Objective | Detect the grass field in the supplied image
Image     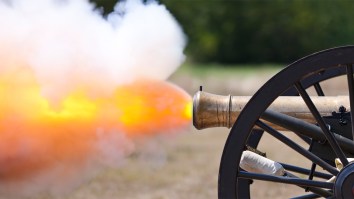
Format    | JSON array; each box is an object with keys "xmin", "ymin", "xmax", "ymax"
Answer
[
  {"xmin": 8, "ymin": 63, "xmax": 347, "ymax": 199},
  {"xmin": 169, "ymin": 63, "xmax": 282, "ymax": 95}
]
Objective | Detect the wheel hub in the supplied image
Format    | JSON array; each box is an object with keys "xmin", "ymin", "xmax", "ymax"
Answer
[{"xmin": 335, "ymin": 163, "xmax": 354, "ymax": 198}]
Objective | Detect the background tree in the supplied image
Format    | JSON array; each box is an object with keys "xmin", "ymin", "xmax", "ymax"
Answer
[{"xmin": 92, "ymin": 0, "xmax": 354, "ymax": 64}]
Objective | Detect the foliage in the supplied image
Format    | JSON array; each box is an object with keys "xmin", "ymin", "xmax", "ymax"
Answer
[{"xmin": 92, "ymin": 0, "xmax": 354, "ymax": 64}]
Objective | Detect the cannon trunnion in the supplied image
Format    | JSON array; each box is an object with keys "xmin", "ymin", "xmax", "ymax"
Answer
[{"xmin": 193, "ymin": 46, "xmax": 354, "ymax": 198}]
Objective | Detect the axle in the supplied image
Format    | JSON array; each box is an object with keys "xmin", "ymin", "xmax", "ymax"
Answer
[{"xmin": 193, "ymin": 91, "xmax": 350, "ymax": 130}]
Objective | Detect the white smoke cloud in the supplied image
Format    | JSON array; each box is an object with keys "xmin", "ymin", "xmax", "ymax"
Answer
[{"xmin": 0, "ymin": 0, "xmax": 186, "ymax": 102}]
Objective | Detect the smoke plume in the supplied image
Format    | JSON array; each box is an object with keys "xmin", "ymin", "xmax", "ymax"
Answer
[
  {"xmin": 0, "ymin": 0, "xmax": 189, "ymax": 197},
  {"xmin": 0, "ymin": 0, "xmax": 186, "ymax": 101}
]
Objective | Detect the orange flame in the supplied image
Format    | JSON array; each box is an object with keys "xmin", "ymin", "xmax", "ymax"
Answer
[
  {"xmin": 0, "ymin": 71, "xmax": 191, "ymax": 182},
  {"xmin": 114, "ymin": 80, "xmax": 192, "ymax": 135}
]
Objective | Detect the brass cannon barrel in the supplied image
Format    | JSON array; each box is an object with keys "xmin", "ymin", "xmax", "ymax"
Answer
[{"xmin": 193, "ymin": 91, "xmax": 350, "ymax": 130}]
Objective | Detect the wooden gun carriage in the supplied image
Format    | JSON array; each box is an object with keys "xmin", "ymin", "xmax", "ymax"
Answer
[{"xmin": 193, "ymin": 46, "xmax": 354, "ymax": 198}]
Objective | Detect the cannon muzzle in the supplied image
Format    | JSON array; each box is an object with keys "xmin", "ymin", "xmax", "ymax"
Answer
[{"xmin": 193, "ymin": 91, "xmax": 350, "ymax": 130}]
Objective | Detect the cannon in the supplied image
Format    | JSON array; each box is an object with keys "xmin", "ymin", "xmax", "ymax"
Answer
[{"xmin": 193, "ymin": 46, "xmax": 354, "ymax": 198}]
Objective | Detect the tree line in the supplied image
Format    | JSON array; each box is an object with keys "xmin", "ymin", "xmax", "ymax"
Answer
[{"xmin": 93, "ymin": 0, "xmax": 354, "ymax": 64}]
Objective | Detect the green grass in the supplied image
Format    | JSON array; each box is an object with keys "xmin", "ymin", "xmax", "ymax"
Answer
[{"xmin": 174, "ymin": 63, "xmax": 284, "ymax": 77}]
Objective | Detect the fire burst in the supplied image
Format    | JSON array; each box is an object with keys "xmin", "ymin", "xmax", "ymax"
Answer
[
  {"xmin": 0, "ymin": 0, "xmax": 189, "ymax": 195},
  {"xmin": 0, "ymin": 72, "xmax": 191, "ymax": 181}
]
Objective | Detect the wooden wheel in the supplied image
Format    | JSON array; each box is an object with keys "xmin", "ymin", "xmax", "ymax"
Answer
[{"xmin": 219, "ymin": 46, "xmax": 354, "ymax": 198}]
